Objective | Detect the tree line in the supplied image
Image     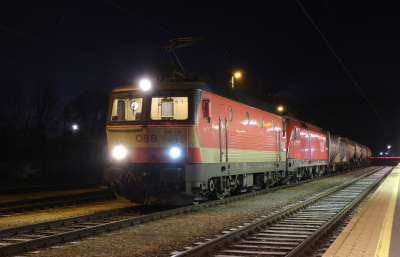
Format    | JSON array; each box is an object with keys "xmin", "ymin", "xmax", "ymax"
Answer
[{"xmin": 0, "ymin": 77, "xmax": 109, "ymax": 163}]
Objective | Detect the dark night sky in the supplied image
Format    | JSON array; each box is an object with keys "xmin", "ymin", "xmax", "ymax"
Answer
[{"xmin": 1, "ymin": 0, "xmax": 399, "ymax": 154}]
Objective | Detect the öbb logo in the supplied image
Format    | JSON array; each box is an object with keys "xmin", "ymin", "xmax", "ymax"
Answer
[{"xmin": 136, "ymin": 134, "xmax": 157, "ymax": 142}]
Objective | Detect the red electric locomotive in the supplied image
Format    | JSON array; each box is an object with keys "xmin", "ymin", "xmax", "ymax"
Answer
[
  {"xmin": 103, "ymin": 77, "xmax": 288, "ymax": 205},
  {"xmin": 103, "ymin": 38, "xmax": 370, "ymax": 205},
  {"xmin": 285, "ymin": 117, "xmax": 328, "ymax": 180}
]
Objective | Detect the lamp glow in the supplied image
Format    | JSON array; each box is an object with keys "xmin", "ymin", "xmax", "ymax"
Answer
[
  {"xmin": 169, "ymin": 147, "xmax": 181, "ymax": 158},
  {"xmin": 388, "ymin": 145, "xmax": 391, "ymax": 149},
  {"xmin": 380, "ymin": 152, "xmax": 383, "ymax": 155},
  {"xmin": 234, "ymin": 72, "xmax": 241, "ymax": 78},
  {"xmin": 277, "ymin": 106, "xmax": 284, "ymax": 112},
  {"xmin": 112, "ymin": 145, "xmax": 127, "ymax": 160},
  {"xmin": 72, "ymin": 124, "xmax": 78, "ymax": 130},
  {"xmin": 139, "ymin": 79, "xmax": 151, "ymax": 91}
]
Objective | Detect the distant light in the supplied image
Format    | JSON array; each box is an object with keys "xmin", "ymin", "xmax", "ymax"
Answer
[
  {"xmin": 372, "ymin": 156, "xmax": 400, "ymax": 159},
  {"xmin": 72, "ymin": 124, "xmax": 78, "ymax": 130},
  {"xmin": 385, "ymin": 152, "xmax": 389, "ymax": 155},
  {"xmin": 380, "ymin": 152, "xmax": 383, "ymax": 155},
  {"xmin": 388, "ymin": 145, "xmax": 391, "ymax": 149},
  {"xmin": 234, "ymin": 72, "xmax": 241, "ymax": 78},
  {"xmin": 139, "ymin": 79, "xmax": 151, "ymax": 91},
  {"xmin": 277, "ymin": 106, "xmax": 284, "ymax": 112}
]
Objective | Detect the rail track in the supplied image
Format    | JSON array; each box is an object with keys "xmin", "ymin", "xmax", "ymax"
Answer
[
  {"xmin": 0, "ymin": 166, "xmax": 380, "ymax": 256},
  {"xmin": 171, "ymin": 166, "xmax": 392, "ymax": 257},
  {"xmin": 0, "ymin": 182, "xmax": 108, "ymax": 195},
  {"xmin": 0, "ymin": 189, "xmax": 115, "ymax": 216}
]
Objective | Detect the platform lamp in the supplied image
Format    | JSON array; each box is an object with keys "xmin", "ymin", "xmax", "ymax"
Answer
[{"xmin": 231, "ymin": 72, "xmax": 241, "ymax": 89}]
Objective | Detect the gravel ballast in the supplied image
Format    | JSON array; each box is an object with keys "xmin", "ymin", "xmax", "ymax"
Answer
[
  {"xmin": 0, "ymin": 187, "xmax": 110, "ymax": 203},
  {"xmin": 17, "ymin": 167, "xmax": 379, "ymax": 257},
  {"xmin": 0, "ymin": 201, "xmax": 134, "ymax": 229}
]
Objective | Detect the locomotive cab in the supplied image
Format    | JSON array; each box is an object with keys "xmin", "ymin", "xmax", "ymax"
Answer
[{"xmin": 104, "ymin": 80, "xmax": 203, "ymax": 205}]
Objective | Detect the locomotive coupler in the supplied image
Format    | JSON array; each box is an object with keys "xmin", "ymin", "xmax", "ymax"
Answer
[{"xmin": 103, "ymin": 167, "xmax": 126, "ymax": 182}]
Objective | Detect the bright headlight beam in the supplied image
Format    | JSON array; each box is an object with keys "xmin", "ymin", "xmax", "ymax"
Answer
[
  {"xmin": 112, "ymin": 145, "xmax": 127, "ymax": 159},
  {"xmin": 139, "ymin": 79, "xmax": 151, "ymax": 91},
  {"xmin": 169, "ymin": 147, "xmax": 181, "ymax": 158}
]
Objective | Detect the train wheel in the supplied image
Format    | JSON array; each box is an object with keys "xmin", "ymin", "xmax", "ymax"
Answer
[{"xmin": 216, "ymin": 192, "xmax": 224, "ymax": 200}]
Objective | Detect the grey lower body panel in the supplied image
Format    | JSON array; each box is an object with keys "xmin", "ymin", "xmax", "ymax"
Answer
[
  {"xmin": 184, "ymin": 161, "xmax": 286, "ymax": 182},
  {"xmin": 105, "ymin": 161, "xmax": 288, "ymax": 205},
  {"xmin": 286, "ymin": 158, "xmax": 328, "ymax": 172}
]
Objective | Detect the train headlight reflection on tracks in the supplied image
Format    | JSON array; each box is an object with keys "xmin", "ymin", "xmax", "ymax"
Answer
[
  {"xmin": 139, "ymin": 79, "xmax": 151, "ymax": 91},
  {"xmin": 169, "ymin": 147, "xmax": 181, "ymax": 159},
  {"xmin": 112, "ymin": 145, "xmax": 127, "ymax": 160}
]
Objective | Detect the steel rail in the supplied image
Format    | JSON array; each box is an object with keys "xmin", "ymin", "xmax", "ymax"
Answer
[
  {"xmin": 0, "ymin": 190, "xmax": 114, "ymax": 215},
  {"xmin": 286, "ymin": 167, "xmax": 393, "ymax": 257},
  {"xmin": 0, "ymin": 166, "xmax": 377, "ymax": 256},
  {"xmin": 171, "ymin": 166, "xmax": 388, "ymax": 257},
  {"xmin": 0, "ymin": 182, "xmax": 108, "ymax": 195}
]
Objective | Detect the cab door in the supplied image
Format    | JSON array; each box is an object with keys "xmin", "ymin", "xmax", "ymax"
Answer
[
  {"xmin": 308, "ymin": 131, "xmax": 312, "ymax": 162},
  {"xmin": 276, "ymin": 130, "xmax": 281, "ymax": 161},
  {"xmin": 219, "ymin": 104, "xmax": 227, "ymax": 162}
]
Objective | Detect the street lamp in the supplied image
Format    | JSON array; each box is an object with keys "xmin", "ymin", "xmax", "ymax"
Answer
[
  {"xmin": 277, "ymin": 106, "xmax": 284, "ymax": 112},
  {"xmin": 231, "ymin": 72, "xmax": 241, "ymax": 89},
  {"xmin": 388, "ymin": 145, "xmax": 391, "ymax": 149},
  {"xmin": 72, "ymin": 124, "xmax": 78, "ymax": 131}
]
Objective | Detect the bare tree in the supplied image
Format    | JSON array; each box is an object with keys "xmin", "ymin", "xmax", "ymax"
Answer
[
  {"xmin": 0, "ymin": 77, "xmax": 29, "ymax": 138},
  {"xmin": 63, "ymin": 88, "xmax": 108, "ymax": 140},
  {"xmin": 29, "ymin": 79, "xmax": 62, "ymax": 139}
]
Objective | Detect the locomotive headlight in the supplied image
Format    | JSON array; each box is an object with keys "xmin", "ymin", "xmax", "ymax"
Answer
[
  {"xmin": 169, "ymin": 147, "xmax": 181, "ymax": 159},
  {"xmin": 169, "ymin": 141, "xmax": 181, "ymax": 158},
  {"xmin": 112, "ymin": 145, "xmax": 127, "ymax": 160},
  {"xmin": 139, "ymin": 79, "xmax": 151, "ymax": 91}
]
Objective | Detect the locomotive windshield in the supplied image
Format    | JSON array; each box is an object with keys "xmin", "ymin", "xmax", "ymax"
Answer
[
  {"xmin": 111, "ymin": 97, "xmax": 143, "ymax": 121},
  {"xmin": 150, "ymin": 97, "xmax": 188, "ymax": 120}
]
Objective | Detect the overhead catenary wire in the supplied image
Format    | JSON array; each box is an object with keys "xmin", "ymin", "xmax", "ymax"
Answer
[
  {"xmin": 283, "ymin": 92, "xmax": 356, "ymax": 133},
  {"xmin": 324, "ymin": 0, "xmax": 380, "ymax": 112},
  {"xmin": 0, "ymin": 26, "xmax": 129, "ymax": 79},
  {"xmin": 297, "ymin": 0, "xmax": 387, "ymax": 135},
  {"xmin": 105, "ymin": 0, "xmax": 179, "ymax": 38},
  {"xmin": 198, "ymin": 48, "xmax": 276, "ymax": 87},
  {"xmin": 0, "ymin": 25, "xmax": 131, "ymax": 70},
  {"xmin": 105, "ymin": 0, "xmax": 276, "ymax": 88},
  {"xmin": 174, "ymin": 0, "xmax": 281, "ymax": 83},
  {"xmin": 1, "ymin": 0, "xmax": 374, "ymax": 138},
  {"xmin": 104, "ymin": 0, "xmax": 361, "ymax": 133}
]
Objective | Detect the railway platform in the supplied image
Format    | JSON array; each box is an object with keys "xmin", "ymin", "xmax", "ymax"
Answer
[{"xmin": 324, "ymin": 164, "xmax": 400, "ymax": 257}]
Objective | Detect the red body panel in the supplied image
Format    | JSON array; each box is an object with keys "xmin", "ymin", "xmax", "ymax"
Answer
[
  {"xmin": 196, "ymin": 92, "xmax": 286, "ymax": 160},
  {"xmin": 286, "ymin": 117, "xmax": 327, "ymax": 161}
]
